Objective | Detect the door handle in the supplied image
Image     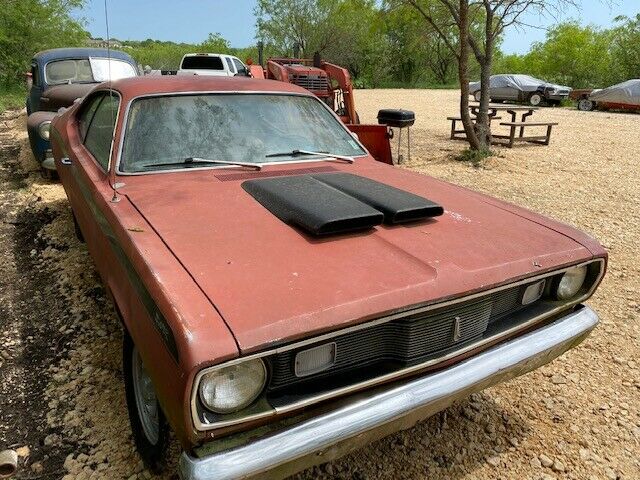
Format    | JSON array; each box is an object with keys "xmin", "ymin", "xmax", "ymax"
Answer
[{"xmin": 61, "ymin": 157, "xmax": 72, "ymax": 165}]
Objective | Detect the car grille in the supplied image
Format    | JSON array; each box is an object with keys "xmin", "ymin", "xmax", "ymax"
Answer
[
  {"xmin": 291, "ymin": 74, "xmax": 329, "ymax": 92},
  {"xmin": 267, "ymin": 284, "xmax": 527, "ymax": 392}
]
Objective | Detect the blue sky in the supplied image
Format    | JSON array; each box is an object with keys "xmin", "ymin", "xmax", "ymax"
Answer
[{"xmin": 77, "ymin": 0, "xmax": 639, "ymax": 54}]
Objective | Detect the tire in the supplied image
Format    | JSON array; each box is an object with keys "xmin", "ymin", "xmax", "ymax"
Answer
[
  {"xmin": 123, "ymin": 332, "xmax": 169, "ymax": 473},
  {"xmin": 473, "ymin": 91, "xmax": 482, "ymax": 102},
  {"xmin": 71, "ymin": 211, "xmax": 84, "ymax": 243},
  {"xmin": 577, "ymin": 98, "xmax": 595, "ymax": 111},
  {"xmin": 529, "ymin": 92, "xmax": 544, "ymax": 106},
  {"xmin": 39, "ymin": 152, "xmax": 58, "ymax": 180},
  {"xmin": 40, "ymin": 167, "xmax": 56, "ymax": 180}
]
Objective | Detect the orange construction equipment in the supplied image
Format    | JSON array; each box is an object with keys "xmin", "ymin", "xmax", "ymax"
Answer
[
  {"xmin": 256, "ymin": 56, "xmax": 396, "ymax": 165},
  {"xmin": 265, "ymin": 57, "xmax": 358, "ymax": 125}
]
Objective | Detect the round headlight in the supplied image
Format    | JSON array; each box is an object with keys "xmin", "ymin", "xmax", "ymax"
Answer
[
  {"xmin": 198, "ymin": 359, "xmax": 266, "ymax": 414},
  {"xmin": 556, "ymin": 265, "xmax": 588, "ymax": 300},
  {"xmin": 38, "ymin": 121, "xmax": 51, "ymax": 140}
]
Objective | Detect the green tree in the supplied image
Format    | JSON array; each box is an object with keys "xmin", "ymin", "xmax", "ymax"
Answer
[
  {"xmin": 610, "ymin": 14, "xmax": 640, "ymax": 83},
  {"xmin": 0, "ymin": 0, "xmax": 89, "ymax": 86},
  {"xmin": 526, "ymin": 22, "xmax": 613, "ymax": 88},
  {"xmin": 398, "ymin": 0, "xmax": 579, "ymax": 152},
  {"xmin": 383, "ymin": 1, "xmax": 460, "ymax": 85},
  {"xmin": 255, "ymin": 0, "xmax": 387, "ymax": 85},
  {"xmin": 255, "ymin": 0, "xmax": 332, "ymax": 56},
  {"xmin": 125, "ymin": 40, "xmax": 191, "ymax": 70},
  {"xmin": 199, "ymin": 32, "xmax": 230, "ymax": 53},
  {"xmin": 492, "ymin": 52, "xmax": 528, "ymax": 75}
]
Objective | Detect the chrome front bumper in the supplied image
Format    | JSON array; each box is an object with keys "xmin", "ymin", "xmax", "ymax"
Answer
[{"xmin": 179, "ymin": 305, "xmax": 598, "ymax": 480}]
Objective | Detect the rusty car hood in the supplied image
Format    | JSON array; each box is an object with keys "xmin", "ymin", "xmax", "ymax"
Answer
[{"xmin": 122, "ymin": 160, "xmax": 597, "ymax": 353}]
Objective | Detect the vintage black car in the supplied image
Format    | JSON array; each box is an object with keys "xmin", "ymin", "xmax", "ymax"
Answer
[{"xmin": 26, "ymin": 48, "xmax": 138, "ymax": 176}]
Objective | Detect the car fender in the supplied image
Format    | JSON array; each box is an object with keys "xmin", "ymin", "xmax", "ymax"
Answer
[{"xmin": 27, "ymin": 110, "xmax": 57, "ymax": 161}]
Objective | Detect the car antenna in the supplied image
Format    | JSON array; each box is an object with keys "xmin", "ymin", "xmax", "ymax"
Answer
[{"xmin": 104, "ymin": 0, "xmax": 120, "ymax": 203}]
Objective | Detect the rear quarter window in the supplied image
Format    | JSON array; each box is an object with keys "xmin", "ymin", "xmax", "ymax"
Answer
[{"xmin": 225, "ymin": 57, "xmax": 235, "ymax": 73}]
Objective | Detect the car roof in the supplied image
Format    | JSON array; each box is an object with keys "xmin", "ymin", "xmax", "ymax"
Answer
[
  {"xmin": 182, "ymin": 53, "xmax": 233, "ymax": 58},
  {"xmin": 109, "ymin": 75, "xmax": 312, "ymax": 98},
  {"xmin": 33, "ymin": 48, "xmax": 135, "ymax": 64}
]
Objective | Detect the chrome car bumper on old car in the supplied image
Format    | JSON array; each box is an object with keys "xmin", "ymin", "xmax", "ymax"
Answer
[{"xmin": 179, "ymin": 305, "xmax": 598, "ymax": 480}]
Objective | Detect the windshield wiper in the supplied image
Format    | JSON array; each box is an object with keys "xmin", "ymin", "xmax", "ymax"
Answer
[
  {"xmin": 142, "ymin": 157, "xmax": 262, "ymax": 171},
  {"xmin": 264, "ymin": 149, "xmax": 354, "ymax": 163}
]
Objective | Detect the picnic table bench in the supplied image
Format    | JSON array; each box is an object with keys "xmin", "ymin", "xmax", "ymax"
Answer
[
  {"xmin": 494, "ymin": 121, "xmax": 559, "ymax": 148},
  {"xmin": 447, "ymin": 115, "xmax": 502, "ymax": 140}
]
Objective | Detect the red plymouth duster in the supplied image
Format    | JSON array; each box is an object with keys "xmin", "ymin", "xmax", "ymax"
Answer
[{"xmin": 50, "ymin": 76, "xmax": 607, "ymax": 479}]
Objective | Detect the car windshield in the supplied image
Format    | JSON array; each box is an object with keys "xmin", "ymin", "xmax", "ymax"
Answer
[
  {"xmin": 45, "ymin": 58, "xmax": 136, "ymax": 85},
  {"xmin": 120, "ymin": 94, "xmax": 366, "ymax": 173}
]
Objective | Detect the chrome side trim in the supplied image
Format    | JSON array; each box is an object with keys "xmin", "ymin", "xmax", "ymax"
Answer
[
  {"xmin": 190, "ymin": 258, "xmax": 605, "ymax": 431},
  {"xmin": 113, "ymin": 91, "xmax": 369, "ymax": 176},
  {"xmin": 180, "ymin": 306, "xmax": 599, "ymax": 480}
]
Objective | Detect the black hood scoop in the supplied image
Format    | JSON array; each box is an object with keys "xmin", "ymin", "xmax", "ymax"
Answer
[
  {"xmin": 311, "ymin": 173, "xmax": 443, "ymax": 224},
  {"xmin": 242, "ymin": 175, "xmax": 384, "ymax": 235},
  {"xmin": 242, "ymin": 173, "xmax": 443, "ymax": 236}
]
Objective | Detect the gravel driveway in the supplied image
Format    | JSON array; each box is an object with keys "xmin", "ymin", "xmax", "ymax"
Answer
[{"xmin": 0, "ymin": 90, "xmax": 638, "ymax": 480}]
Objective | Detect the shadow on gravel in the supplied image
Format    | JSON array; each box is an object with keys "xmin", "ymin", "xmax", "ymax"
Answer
[
  {"xmin": 0, "ymin": 143, "xmax": 79, "ymax": 477},
  {"xmin": 294, "ymin": 393, "xmax": 530, "ymax": 479}
]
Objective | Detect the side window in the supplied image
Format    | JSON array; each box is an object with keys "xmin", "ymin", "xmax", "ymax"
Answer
[
  {"xmin": 84, "ymin": 94, "xmax": 119, "ymax": 170},
  {"xmin": 224, "ymin": 57, "xmax": 235, "ymax": 73},
  {"xmin": 232, "ymin": 58, "xmax": 246, "ymax": 75},
  {"xmin": 78, "ymin": 95, "xmax": 104, "ymax": 142}
]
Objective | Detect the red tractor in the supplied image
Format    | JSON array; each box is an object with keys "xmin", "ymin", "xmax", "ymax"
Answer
[
  {"xmin": 266, "ymin": 57, "xmax": 358, "ymax": 125},
  {"xmin": 250, "ymin": 56, "xmax": 415, "ymax": 165}
]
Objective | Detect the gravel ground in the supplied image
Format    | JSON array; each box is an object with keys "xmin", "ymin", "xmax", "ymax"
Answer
[{"xmin": 0, "ymin": 90, "xmax": 638, "ymax": 480}]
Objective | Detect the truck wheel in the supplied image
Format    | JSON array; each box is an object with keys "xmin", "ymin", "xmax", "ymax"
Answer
[
  {"xmin": 577, "ymin": 98, "xmax": 594, "ymax": 111},
  {"xmin": 123, "ymin": 332, "xmax": 169, "ymax": 473},
  {"xmin": 473, "ymin": 91, "xmax": 482, "ymax": 102},
  {"xmin": 529, "ymin": 93, "xmax": 544, "ymax": 106}
]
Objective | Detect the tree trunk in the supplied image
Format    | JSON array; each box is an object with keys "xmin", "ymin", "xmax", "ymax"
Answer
[
  {"xmin": 474, "ymin": 11, "xmax": 495, "ymax": 151},
  {"xmin": 458, "ymin": 0, "xmax": 480, "ymax": 150}
]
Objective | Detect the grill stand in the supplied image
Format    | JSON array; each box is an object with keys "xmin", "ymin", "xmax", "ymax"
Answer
[{"xmin": 376, "ymin": 109, "xmax": 416, "ymax": 165}]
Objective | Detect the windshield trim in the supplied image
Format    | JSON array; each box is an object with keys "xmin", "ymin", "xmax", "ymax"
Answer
[
  {"xmin": 43, "ymin": 57, "xmax": 135, "ymax": 86},
  {"xmin": 114, "ymin": 91, "xmax": 369, "ymax": 176}
]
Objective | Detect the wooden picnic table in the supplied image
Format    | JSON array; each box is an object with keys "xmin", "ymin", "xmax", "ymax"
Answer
[
  {"xmin": 448, "ymin": 104, "xmax": 556, "ymax": 147},
  {"xmin": 469, "ymin": 104, "xmax": 538, "ymax": 140},
  {"xmin": 463, "ymin": 104, "xmax": 557, "ymax": 148},
  {"xmin": 469, "ymin": 103, "xmax": 539, "ymax": 126}
]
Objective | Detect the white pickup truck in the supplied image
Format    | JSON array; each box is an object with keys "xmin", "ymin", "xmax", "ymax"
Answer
[{"xmin": 177, "ymin": 53, "xmax": 249, "ymax": 77}]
